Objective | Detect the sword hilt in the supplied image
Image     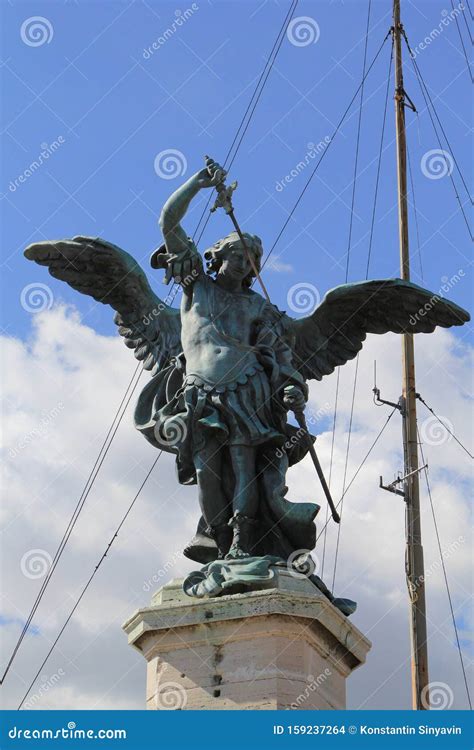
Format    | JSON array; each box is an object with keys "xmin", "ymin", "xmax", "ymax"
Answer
[{"xmin": 205, "ymin": 155, "xmax": 237, "ymax": 215}]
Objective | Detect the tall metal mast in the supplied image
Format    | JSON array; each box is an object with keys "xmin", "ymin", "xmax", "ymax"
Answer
[{"xmin": 392, "ymin": 0, "xmax": 430, "ymax": 710}]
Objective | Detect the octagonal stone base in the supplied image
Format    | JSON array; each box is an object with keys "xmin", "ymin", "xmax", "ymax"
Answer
[{"xmin": 122, "ymin": 568, "xmax": 371, "ymax": 710}]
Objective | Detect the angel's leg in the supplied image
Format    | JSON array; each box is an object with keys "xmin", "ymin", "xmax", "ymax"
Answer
[
  {"xmin": 227, "ymin": 445, "xmax": 259, "ymax": 559},
  {"xmin": 194, "ymin": 438, "xmax": 232, "ymax": 557}
]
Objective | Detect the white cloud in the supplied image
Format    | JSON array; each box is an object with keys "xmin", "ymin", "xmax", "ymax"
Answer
[
  {"xmin": 0, "ymin": 306, "xmax": 472, "ymax": 710},
  {"xmin": 265, "ymin": 258, "xmax": 294, "ymax": 273}
]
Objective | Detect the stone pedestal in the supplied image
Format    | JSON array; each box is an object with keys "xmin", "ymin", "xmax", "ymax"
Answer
[{"xmin": 122, "ymin": 568, "xmax": 371, "ymax": 710}]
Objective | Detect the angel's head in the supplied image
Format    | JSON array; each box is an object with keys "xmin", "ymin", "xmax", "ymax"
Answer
[{"xmin": 204, "ymin": 232, "xmax": 263, "ymax": 288}]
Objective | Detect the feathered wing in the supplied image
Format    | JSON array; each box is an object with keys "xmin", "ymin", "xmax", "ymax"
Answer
[
  {"xmin": 285, "ymin": 278, "xmax": 470, "ymax": 381},
  {"xmin": 24, "ymin": 236, "xmax": 181, "ymax": 374}
]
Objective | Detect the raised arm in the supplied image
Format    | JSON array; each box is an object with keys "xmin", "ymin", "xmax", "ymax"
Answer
[{"xmin": 154, "ymin": 159, "xmax": 225, "ymax": 287}]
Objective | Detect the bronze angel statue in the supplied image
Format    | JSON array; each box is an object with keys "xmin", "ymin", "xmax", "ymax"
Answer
[{"xmin": 25, "ymin": 158, "xmax": 470, "ymax": 607}]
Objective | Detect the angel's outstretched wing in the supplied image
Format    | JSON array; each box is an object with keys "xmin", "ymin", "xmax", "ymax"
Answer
[
  {"xmin": 285, "ymin": 278, "xmax": 470, "ymax": 381},
  {"xmin": 24, "ymin": 236, "xmax": 181, "ymax": 374}
]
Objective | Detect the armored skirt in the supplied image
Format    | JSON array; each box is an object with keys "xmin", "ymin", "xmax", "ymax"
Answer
[
  {"xmin": 154, "ymin": 363, "xmax": 288, "ymax": 474},
  {"xmin": 134, "ymin": 358, "xmax": 318, "ymax": 563}
]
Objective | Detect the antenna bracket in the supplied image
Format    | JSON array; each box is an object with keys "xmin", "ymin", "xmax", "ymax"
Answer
[{"xmin": 379, "ymin": 464, "xmax": 428, "ymax": 499}]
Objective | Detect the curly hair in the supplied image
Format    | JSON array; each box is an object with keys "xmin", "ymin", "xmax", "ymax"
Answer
[{"xmin": 203, "ymin": 232, "xmax": 263, "ymax": 288}]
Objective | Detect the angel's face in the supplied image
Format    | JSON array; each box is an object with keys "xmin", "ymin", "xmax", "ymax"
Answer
[{"xmin": 218, "ymin": 241, "xmax": 257, "ymax": 282}]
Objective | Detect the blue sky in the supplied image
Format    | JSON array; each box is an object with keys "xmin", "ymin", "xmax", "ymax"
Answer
[
  {"xmin": 1, "ymin": 0, "xmax": 472, "ymax": 342},
  {"xmin": 0, "ymin": 0, "xmax": 472, "ymax": 712}
]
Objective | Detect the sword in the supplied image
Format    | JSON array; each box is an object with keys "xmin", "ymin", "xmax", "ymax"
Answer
[
  {"xmin": 205, "ymin": 156, "xmax": 340, "ymax": 525},
  {"xmin": 204, "ymin": 155, "xmax": 272, "ymax": 303},
  {"xmin": 294, "ymin": 410, "xmax": 340, "ymax": 524}
]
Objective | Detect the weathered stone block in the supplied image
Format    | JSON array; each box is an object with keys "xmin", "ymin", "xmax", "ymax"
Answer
[{"xmin": 123, "ymin": 569, "xmax": 371, "ymax": 710}]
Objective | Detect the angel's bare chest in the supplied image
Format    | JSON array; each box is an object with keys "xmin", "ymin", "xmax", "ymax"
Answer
[{"xmin": 179, "ymin": 278, "xmax": 262, "ymax": 384}]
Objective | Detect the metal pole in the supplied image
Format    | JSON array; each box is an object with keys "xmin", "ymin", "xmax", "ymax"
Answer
[{"xmin": 393, "ymin": 0, "xmax": 430, "ymax": 710}]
